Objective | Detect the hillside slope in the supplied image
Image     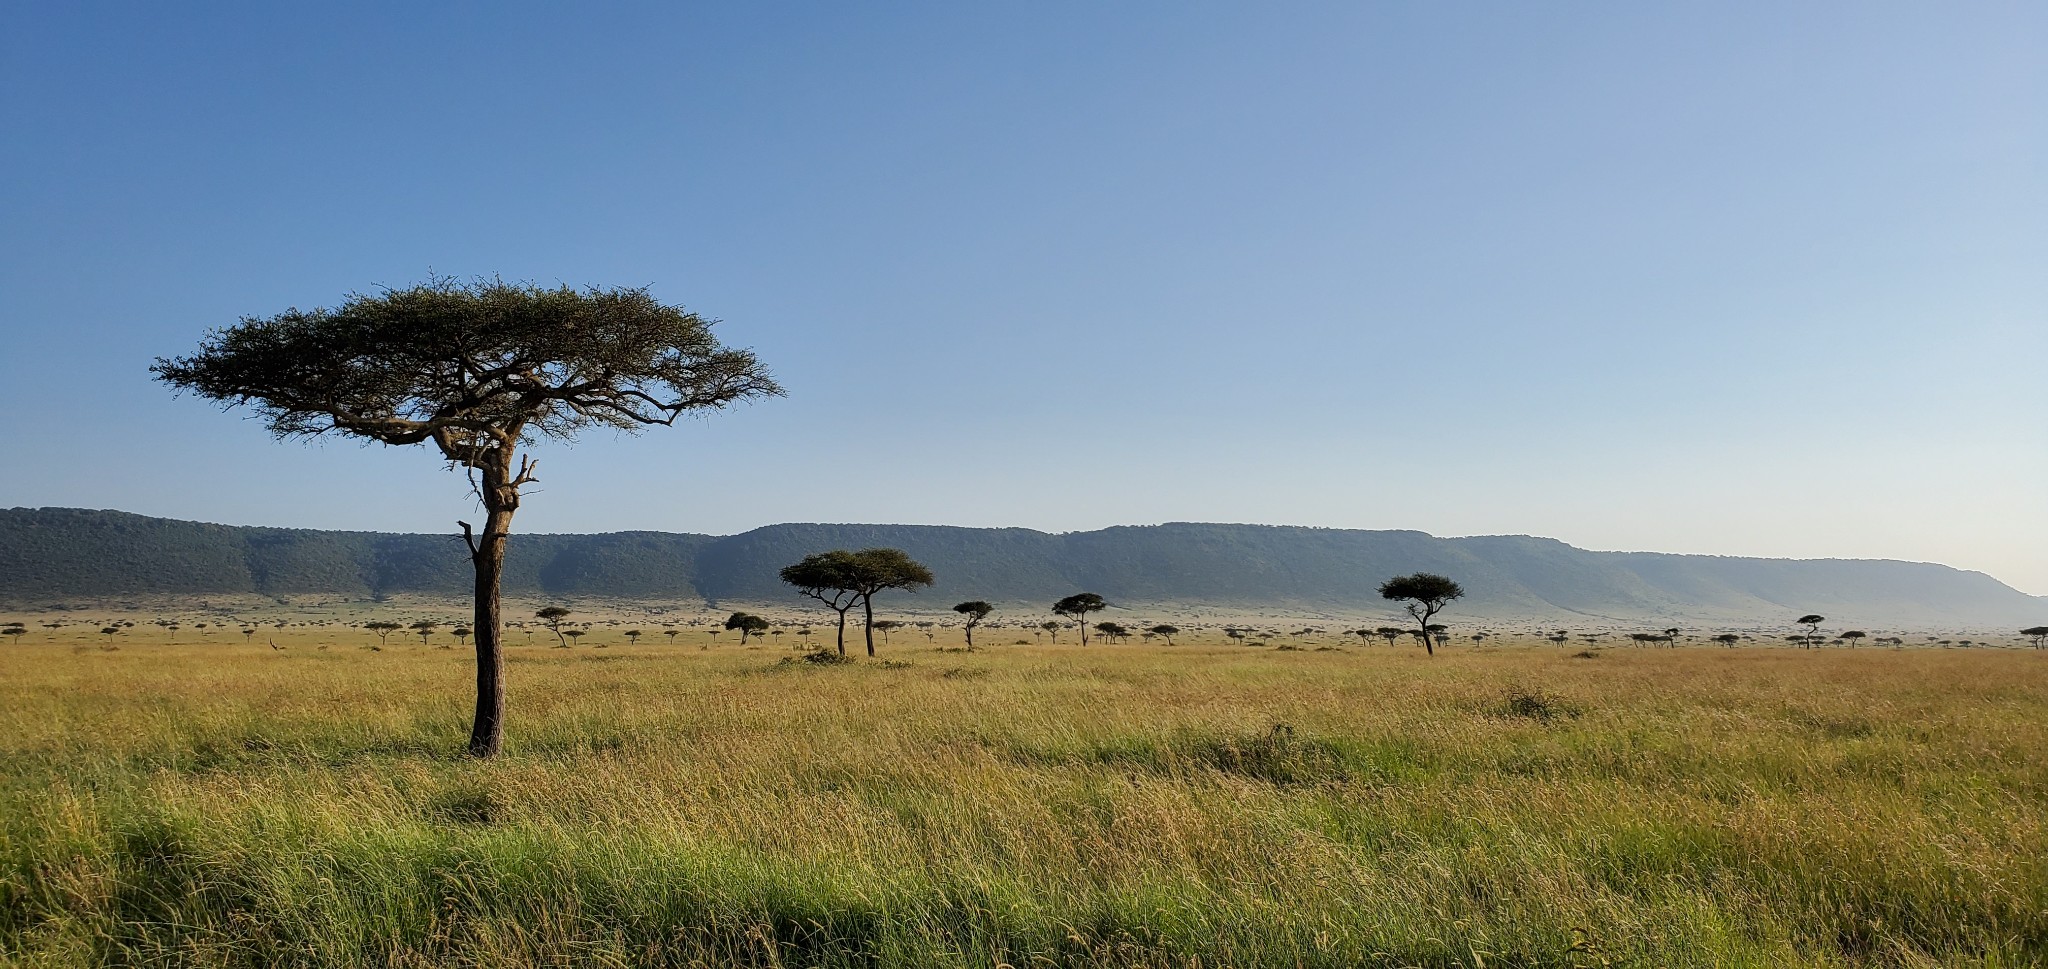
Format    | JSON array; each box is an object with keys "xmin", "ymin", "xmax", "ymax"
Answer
[{"xmin": 2, "ymin": 508, "xmax": 2039, "ymax": 626}]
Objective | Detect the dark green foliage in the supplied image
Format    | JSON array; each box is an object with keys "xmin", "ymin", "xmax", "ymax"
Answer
[{"xmin": 724, "ymin": 612, "xmax": 770, "ymax": 644}]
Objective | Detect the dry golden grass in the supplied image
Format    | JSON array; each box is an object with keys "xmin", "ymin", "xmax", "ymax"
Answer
[{"xmin": 3, "ymin": 629, "xmax": 2044, "ymax": 967}]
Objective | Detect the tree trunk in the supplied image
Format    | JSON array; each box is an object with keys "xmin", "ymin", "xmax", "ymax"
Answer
[
  {"xmin": 835, "ymin": 609, "xmax": 848, "ymax": 656},
  {"xmin": 467, "ymin": 502, "xmax": 513, "ymax": 758},
  {"xmin": 862, "ymin": 595, "xmax": 876, "ymax": 657},
  {"xmin": 464, "ymin": 455, "xmax": 522, "ymax": 759},
  {"xmin": 1078, "ymin": 618, "xmax": 1088, "ymax": 646},
  {"xmin": 965, "ymin": 623, "xmax": 973, "ymax": 648}
]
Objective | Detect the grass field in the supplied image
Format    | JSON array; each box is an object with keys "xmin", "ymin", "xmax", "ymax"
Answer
[{"xmin": 3, "ymin": 629, "xmax": 2044, "ymax": 968}]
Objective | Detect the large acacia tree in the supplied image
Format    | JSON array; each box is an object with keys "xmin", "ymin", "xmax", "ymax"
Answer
[{"xmin": 152, "ymin": 279, "xmax": 779, "ymax": 756}]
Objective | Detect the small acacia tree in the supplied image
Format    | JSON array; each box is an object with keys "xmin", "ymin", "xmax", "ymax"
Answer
[
  {"xmin": 953, "ymin": 601, "xmax": 994, "ymax": 647},
  {"xmin": 1379, "ymin": 573, "xmax": 1464, "ymax": 656},
  {"xmin": 1149, "ymin": 624, "xmax": 1179, "ymax": 646},
  {"xmin": 1795, "ymin": 614, "xmax": 1826, "ymax": 649},
  {"xmin": 2024, "ymin": 626, "xmax": 2048, "ymax": 650},
  {"xmin": 1053, "ymin": 593, "xmax": 1107, "ymax": 645},
  {"xmin": 154, "ymin": 279, "xmax": 778, "ymax": 756},
  {"xmin": 724, "ymin": 612, "xmax": 770, "ymax": 645},
  {"xmin": 536, "ymin": 606, "xmax": 573, "ymax": 648}
]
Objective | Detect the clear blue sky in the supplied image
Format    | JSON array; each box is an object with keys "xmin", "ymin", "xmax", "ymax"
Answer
[{"xmin": 3, "ymin": 2, "xmax": 2044, "ymax": 592}]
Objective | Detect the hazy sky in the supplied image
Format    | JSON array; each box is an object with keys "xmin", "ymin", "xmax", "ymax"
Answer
[{"xmin": 3, "ymin": 3, "xmax": 2044, "ymax": 592}]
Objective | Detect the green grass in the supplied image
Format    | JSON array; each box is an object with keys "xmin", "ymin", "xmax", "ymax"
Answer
[{"xmin": 3, "ymin": 637, "xmax": 2045, "ymax": 967}]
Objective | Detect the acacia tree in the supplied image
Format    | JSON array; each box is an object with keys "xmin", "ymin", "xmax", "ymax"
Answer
[
  {"xmin": 1039, "ymin": 620, "xmax": 1061, "ymax": 644},
  {"xmin": 953, "ymin": 601, "xmax": 994, "ymax": 647},
  {"xmin": 2022, "ymin": 625, "xmax": 2048, "ymax": 649},
  {"xmin": 780, "ymin": 551, "xmax": 865, "ymax": 656},
  {"xmin": 724, "ymin": 612, "xmax": 769, "ymax": 645},
  {"xmin": 1795, "ymin": 614, "xmax": 1826, "ymax": 649},
  {"xmin": 1149, "ymin": 624, "xmax": 1179, "ymax": 646},
  {"xmin": 848, "ymin": 549, "xmax": 934, "ymax": 657},
  {"xmin": 1379, "ymin": 573, "xmax": 1464, "ymax": 656},
  {"xmin": 536, "ymin": 606, "xmax": 573, "ymax": 648},
  {"xmin": 365, "ymin": 621, "xmax": 401, "ymax": 646},
  {"xmin": 1053, "ymin": 593, "xmax": 1107, "ymax": 645},
  {"xmin": 153, "ymin": 279, "xmax": 779, "ymax": 757}
]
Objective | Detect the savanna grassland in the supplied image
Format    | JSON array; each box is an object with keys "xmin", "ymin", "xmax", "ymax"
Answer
[{"xmin": 2, "ymin": 629, "xmax": 2044, "ymax": 968}]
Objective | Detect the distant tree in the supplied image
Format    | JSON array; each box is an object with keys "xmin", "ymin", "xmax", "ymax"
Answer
[
  {"xmin": 1547, "ymin": 631, "xmax": 1570, "ymax": 646},
  {"xmin": 1039, "ymin": 620, "xmax": 1062, "ymax": 644},
  {"xmin": 664, "ymin": 627, "xmax": 680, "ymax": 646},
  {"xmin": 452, "ymin": 626, "xmax": 472, "ymax": 647},
  {"xmin": 2025, "ymin": 626, "xmax": 2048, "ymax": 650},
  {"xmin": 1149, "ymin": 624, "xmax": 1180, "ymax": 646},
  {"xmin": 536, "ymin": 606, "xmax": 572, "ymax": 648},
  {"xmin": 242, "ymin": 628, "xmax": 255, "ymax": 644},
  {"xmin": 871, "ymin": 619, "xmax": 905, "ymax": 645},
  {"xmin": 564, "ymin": 629, "xmax": 586, "ymax": 646},
  {"xmin": 1795, "ymin": 614, "xmax": 1825, "ymax": 649},
  {"xmin": 1712, "ymin": 633, "xmax": 1740, "ymax": 647},
  {"xmin": 848, "ymin": 549, "xmax": 934, "ymax": 657},
  {"xmin": 1376, "ymin": 627, "xmax": 1404, "ymax": 647},
  {"xmin": 411, "ymin": 620, "xmax": 438, "ymax": 646},
  {"xmin": 3, "ymin": 623, "xmax": 24, "ymax": 646},
  {"xmin": 366, "ymin": 621, "xmax": 400, "ymax": 646},
  {"xmin": 1380, "ymin": 573, "xmax": 1463, "ymax": 656},
  {"xmin": 780, "ymin": 550, "xmax": 866, "ymax": 656},
  {"xmin": 101, "ymin": 626, "xmax": 121, "ymax": 643},
  {"xmin": 1839, "ymin": 630, "xmax": 1866, "ymax": 648},
  {"xmin": 724, "ymin": 612, "xmax": 769, "ymax": 646},
  {"xmin": 624, "ymin": 629, "xmax": 642, "ymax": 646},
  {"xmin": 1094, "ymin": 621, "xmax": 1130, "ymax": 643},
  {"xmin": 953, "ymin": 601, "xmax": 995, "ymax": 647},
  {"xmin": 153, "ymin": 278, "xmax": 779, "ymax": 757},
  {"xmin": 1053, "ymin": 593, "xmax": 1108, "ymax": 645}
]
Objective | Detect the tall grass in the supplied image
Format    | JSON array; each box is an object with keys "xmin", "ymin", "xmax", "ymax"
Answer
[{"xmin": 3, "ymin": 638, "xmax": 2044, "ymax": 967}]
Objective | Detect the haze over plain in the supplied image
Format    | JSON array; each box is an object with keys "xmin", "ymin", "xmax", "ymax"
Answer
[{"xmin": 2, "ymin": 3, "xmax": 2042, "ymax": 590}]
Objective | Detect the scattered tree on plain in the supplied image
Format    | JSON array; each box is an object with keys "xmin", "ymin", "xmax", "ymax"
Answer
[
  {"xmin": 849, "ymin": 549, "xmax": 934, "ymax": 657},
  {"xmin": 1053, "ymin": 593, "xmax": 1108, "ymax": 645},
  {"xmin": 1149, "ymin": 624, "xmax": 1179, "ymax": 646},
  {"xmin": 780, "ymin": 551, "xmax": 866, "ymax": 656},
  {"xmin": 1795, "ymin": 614, "xmax": 1825, "ymax": 649},
  {"xmin": 725, "ymin": 612, "xmax": 770, "ymax": 645},
  {"xmin": 953, "ymin": 601, "xmax": 994, "ymax": 647},
  {"xmin": 154, "ymin": 278, "xmax": 778, "ymax": 757},
  {"xmin": 1039, "ymin": 620, "xmax": 1062, "ymax": 644},
  {"xmin": 365, "ymin": 621, "xmax": 401, "ymax": 646},
  {"xmin": 2025, "ymin": 626, "xmax": 2048, "ymax": 650},
  {"xmin": 411, "ymin": 620, "xmax": 438, "ymax": 646},
  {"xmin": 1379, "ymin": 573, "xmax": 1464, "ymax": 656},
  {"xmin": 536, "ymin": 607, "xmax": 573, "ymax": 648}
]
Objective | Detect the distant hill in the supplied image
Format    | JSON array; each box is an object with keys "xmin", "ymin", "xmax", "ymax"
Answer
[{"xmin": 2, "ymin": 508, "xmax": 2040, "ymax": 627}]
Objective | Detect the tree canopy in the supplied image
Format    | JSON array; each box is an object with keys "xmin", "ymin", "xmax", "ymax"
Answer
[
  {"xmin": 952, "ymin": 600, "xmax": 994, "ymax": 647},
  {"xmin": 1053, "ymin": 593, "xmax": 1108, "ymax": 645},
  {"xmin": 152, "ymin": 278, "xmax": 778, "ymax": 757},
  {"xmin": 779, "ymin": 548, "xmax": 932, "ymax": 657},
  {"xmin": 1378, "ymin": 572, "xmax": 1463, "ymax": 656}
]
